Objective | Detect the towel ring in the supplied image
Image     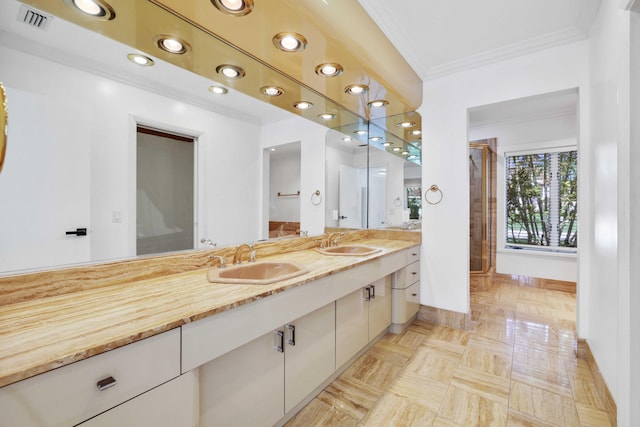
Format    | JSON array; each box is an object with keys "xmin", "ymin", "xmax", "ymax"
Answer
[
  {"xmin": 311, "ymin": 190, "xmax": 322, "ymax": 205},
  {"xmin": 425, "ymin": 184, "xmax": 443, "ymax": 205}
]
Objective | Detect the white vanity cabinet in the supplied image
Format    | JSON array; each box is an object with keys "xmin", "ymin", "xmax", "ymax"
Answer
[
  {"xmin": 391, "ymin": 248, "xmax": 421, "ymax": 332},
  {"xmin": 0, "ymin": 329, "xmax": 182, "ymax": 427},
  {"xmin": 336, "ymin": 275, "xmax": 392, "ymax": 368},
  {"xmin": 198, "ymin": 302, "xmax": 335, "ymax": 427}
]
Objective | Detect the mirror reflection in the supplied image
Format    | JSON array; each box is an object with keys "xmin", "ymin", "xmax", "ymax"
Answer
[{"xmin": 0, "ymin": 0, "xmax": 421, "ymax": 275}]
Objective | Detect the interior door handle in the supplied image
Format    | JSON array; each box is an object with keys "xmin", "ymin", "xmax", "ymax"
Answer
[
  {"xmin": 339, "ymin": 215, "xmax": 348, "ymax": 219},
  {"xmin": 65, "ymin": 228, "xmax": 87, "ymax": 236}
]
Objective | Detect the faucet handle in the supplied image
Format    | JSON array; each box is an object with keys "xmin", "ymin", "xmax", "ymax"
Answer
[
  {"xmin": 208, "ymin": 255, "xmax": 226, "ymax": 268},
  {"xmin": 249, "ymin": 250, "xmax": 256, "ymax": 263},
  {"xmin": 315, "ymin": 239, "xmax": 326, "ymax": 249}
]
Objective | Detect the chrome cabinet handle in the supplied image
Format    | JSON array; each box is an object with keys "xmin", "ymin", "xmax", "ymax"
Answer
[
  {"xmin": 96, "ymin": 376, "xmax": 117, "ymax": 391},
  {"xmin": 286, "ymin": 324, "xmax": 296, "ymax": 346},
  {"xmin": 363, "ymin": 286, "xmax": 371, "ymax": 301},
  {"xmin": 274, "ymin": 329, "xmax": 284, "ymax": 353},
  {"xmin": 370, "ymin": 285, "xmax": 376, "ymax": 299}
]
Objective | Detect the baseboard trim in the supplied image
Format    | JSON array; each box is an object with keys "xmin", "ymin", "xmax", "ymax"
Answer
[
  {"xmin": 577, "ymin": 338, "xmax": 617, "ymax": 426},
  {"xmin": 492, "ymin": 273, "xmax": 576, "ymax": 293},
  {"xmin": 417, "ymin": 305, "xmax": 470, "ymax": 330}
]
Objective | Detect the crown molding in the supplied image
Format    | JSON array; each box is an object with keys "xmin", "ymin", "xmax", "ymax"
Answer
[
  {"xmin": 357, "ymin": 0, "xmax": 428, "ymax": 83},
  {"xmin": 425, "ymin": 27, "xmax": 587, "ymax": 81}
]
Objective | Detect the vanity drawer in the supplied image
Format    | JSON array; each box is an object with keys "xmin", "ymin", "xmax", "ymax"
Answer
[
  {"xmin": 393, "ymin": 260, "xmax": 420, "ymax": 289},
  {"xmin": 407, "ymin": 246, "xmax": 421, "ymax": 264},
  {"xmin": 0, "ymin": 328, "xmax": 181, "ymax": 427},
  {"xmin": 392, "ymin": 281, "xmax": 420, "ymax": 324}
]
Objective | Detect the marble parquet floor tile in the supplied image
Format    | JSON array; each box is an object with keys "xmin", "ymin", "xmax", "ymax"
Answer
[{"xmin": 286, "ymin": 282, "xmax": 606, "ymax": 427}]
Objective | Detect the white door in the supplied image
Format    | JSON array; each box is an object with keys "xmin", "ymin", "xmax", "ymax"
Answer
[
  {"xmin": 335, "ymin": 288, "xmax": 369, "ymax": 368},
  {"xmin": 284, "ymin": 302, "xmax": 335, "ymax": 413},
  {"xmin": 199, "ymin": 330, "xmax": 285, "ymax": 427},
  {"xmin": 0, "ymin": 87, "xmax": 90, "ymax": 272},
  {"xmin": 338, "ymin": 165, "xmax": 364, "ymax": 228}
]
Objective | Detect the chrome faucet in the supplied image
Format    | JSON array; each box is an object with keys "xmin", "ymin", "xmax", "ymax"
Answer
[
  {"xmin": 208, "ymin": 255, "xmax": 226, "ymax": 268},
  {"xmin": 233, "ymin": 243, "xmax": 255, "ymax": 264},
  {"xmin": 327, "ymin": 232, "xmax": 344, "ymax": 247}
]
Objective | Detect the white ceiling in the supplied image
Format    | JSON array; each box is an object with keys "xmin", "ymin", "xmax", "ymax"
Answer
[{"xmin": 360, "ymin": 0, "xmax": 601, "ymax": 80}]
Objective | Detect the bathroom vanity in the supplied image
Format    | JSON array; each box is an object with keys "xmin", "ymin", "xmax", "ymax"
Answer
[{"xmin": 0, "ymin": 230, "xmax": 420, "ymax": 426}]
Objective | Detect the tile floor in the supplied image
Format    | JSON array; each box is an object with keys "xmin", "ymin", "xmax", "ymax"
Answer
[{"xmin": 286, "ymin": 280, "xmax": 612, "ymax": 426}]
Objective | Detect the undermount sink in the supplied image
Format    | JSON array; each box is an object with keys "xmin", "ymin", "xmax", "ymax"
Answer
[
  {"xmin": 317, "ymin": 245, "xmax": 382, "ymax": 256},
  {"xmin": 207, "ymin": 261, "xmax": 309, "ymax": 285}
]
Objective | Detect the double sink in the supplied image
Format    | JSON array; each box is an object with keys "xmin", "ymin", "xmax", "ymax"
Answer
[{"xmin": 207, "ymin": 245, "xmax": 381, "ymax": 286}]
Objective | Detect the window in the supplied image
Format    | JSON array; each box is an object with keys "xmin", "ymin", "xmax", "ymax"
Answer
[
  {"xmin": 505, "ymin": 148, "xmax": 577, "ymax": 251},
  {"xmin": 405, "ymin": 186, "xmax": 422, "ymax": 220}
]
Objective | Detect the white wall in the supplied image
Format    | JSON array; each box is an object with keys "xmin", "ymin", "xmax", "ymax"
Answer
[
  {"xmin": 419, "ymin": 40, "xmax": 589, "ymax": 316},
  {"xmin": 0, "ymin": 45, "xmax": 263, "ymax": 270},
  {"xmin": 588, "ymin": 2, "xmax": 637, "ymax": 424},
  {"xmin": 628, "ymin": 9, "xmax": 640, "ymax": 425},
  {"xmin": 260, "ymin": 117, "xmax": 327, "ymax": 238},
  {"xmin": 469, "ymin": 113, "xmax": 578, "ymax": 282}
]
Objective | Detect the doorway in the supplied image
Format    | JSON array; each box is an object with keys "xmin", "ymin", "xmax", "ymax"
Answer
[
  {"xmin": 469, "ymin": 139, "xmax": 497, "ymax": 290},
  {"xmin": 267, "ymin": 142, "xmax": 301, "ymax": 238},
  {"xmin": 136, "ymin": 126, "xmax": 195, "ymax": 255}
]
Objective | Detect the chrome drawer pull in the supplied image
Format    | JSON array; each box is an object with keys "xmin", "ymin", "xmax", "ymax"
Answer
[
  {"xmin": 96, "ymin": 376, "xmax": 117, "ymax": 391},
  {"xmin": 286, "ymin": 324, "xmax": 296, "ymax": 346},
  {"xmin": 274, "ymin": 329, "xmax": 284, "ymax": 353}
]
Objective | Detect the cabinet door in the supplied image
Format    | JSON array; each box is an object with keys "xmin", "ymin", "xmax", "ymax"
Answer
[
  {"xmin": 199, "ymin": 330, "xmax": 285, "ymax": 427},
  {"xmin": 285, "ymin": 302, "xmax": 335, "ymax": 413},
  {"xmin": 78, "ymin": 371, "xmax": 198, "ymax": 427},
  {"xmin": 336, "ymin": 288, "xmax": 368, "ymax": 368},
  {"xmin": 369, "ymin": 276, "xmax": 392, "ymax": 340}
]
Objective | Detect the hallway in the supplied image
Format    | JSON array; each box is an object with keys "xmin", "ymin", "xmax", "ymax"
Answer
[{"xmin": 287, "ymin": 278, "xmax": 611, "ymax": 426}]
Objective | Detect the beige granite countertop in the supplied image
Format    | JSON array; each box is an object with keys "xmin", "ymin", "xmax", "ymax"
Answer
[{"xmin": 0, "ymin": 231, "xmax": 420, "ymax": 388}]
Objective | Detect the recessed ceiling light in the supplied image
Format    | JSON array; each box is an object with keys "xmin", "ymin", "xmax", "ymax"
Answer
[
  {"xmin": 216, "ymin": 64, "xmax": 245, "ymax": 78},
  {"xmin": 408, "ymin": 155, "xmax": 417, "ymax": 159},
  {"xmin": 294, "ymin": 101, "xmax": 313, "ymax": 110},
  {"xmin": 345, "ymin": 84, "xmax": 369, "ymax": 95},
  {"xmin": 208, "ymin": 85, "xmax": 228, "ymax": 94},
  {"xmin": 402, "ymin": 150, "xmax": 409, "ymax": 155},
  {"xmin": 397, "ymin": 121, "xmax": 416, "ymax": 128},
  {"xmin": 367, "ymin": 100, "xmax": 389, "ymax": 108},
  {"xmin": 318, "ymin": 113, "xmax": 336, "ymax": 120},
  {"xmin": 354, "ymin": 130, "xmax": 367, "ymax": 135},
  {"xmin": 67, "ymin": 0, "xmax": 115, "ymax": 20},
  {"xmin": 127, "ymin": 53, "xmax": 154, "ymax": 66},
  {"xmin": 383, "ymin": 142, "xmax": 392, "ymax": 147},
  {"xmin": 392, "ymin": 147, "xmax": 401, "ymax": 152},
  {"xmin": 273, "ymin": 33, "xmax": 307, "ymax": 52},
  {"xmin": 369, "ymin": 136, "xmax": 382, "ymax": 142},
  {"xmin": 260, "ymin": 86, "xmax": 284, "ymax": 96},
  {"xmin": 210, "ymin": 0, "xmax": 253, "ymax": 16},
  {"xmin": 315, "ymin": 63, "xmax": 343, "ymax": 77},
  {"xmin": 270, "ymin": 148, "xmax": 277, "ymax": 151},
  {"xmin": 155, "ymin": 36, "xmax": 190, "ymax": 54},
  {"xmin": 411, "ymin": 130, "xmax": 422, "ymax": 136},
  {"xmin": 343, "ymin": 137, "xmax": 353, "ymax": 142}
]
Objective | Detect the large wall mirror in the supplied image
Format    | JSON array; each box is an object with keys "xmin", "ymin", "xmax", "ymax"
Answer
[{"xmin": 0, "ymin": 0, "xmax": 421, "ymax": 275}]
